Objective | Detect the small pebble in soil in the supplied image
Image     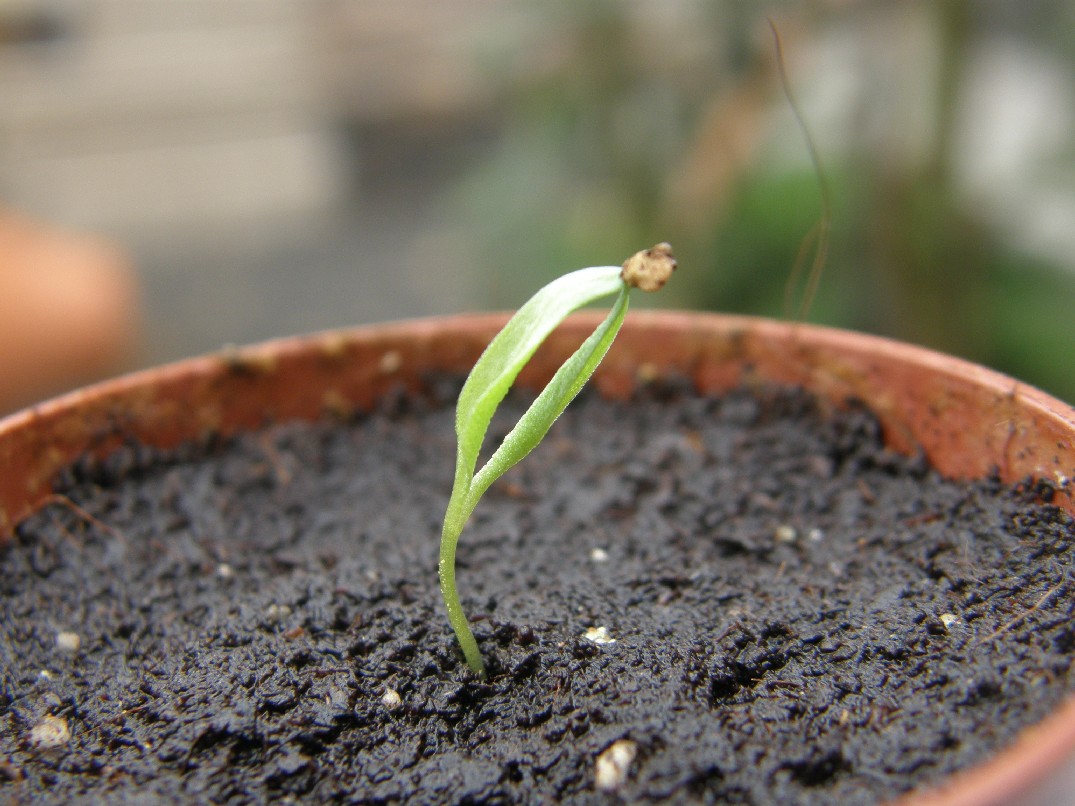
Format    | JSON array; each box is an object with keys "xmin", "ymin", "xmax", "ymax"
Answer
[
  {"xmin": 590, "ymin": 547, "xmax": 609, "ymax": 562},
  {"xmin": 28, "ymin": 716, "xmax": 69, "ymax": 751},
  {"xmin": 54, "ymin": 632, "xmax": 80, "ymax": 654},
  {"xmin": 264, "ymin": 604, "xmax": 292, "ymax": 623},
  {"xmin": 381, "ymin": 688, "xmax": 402, "ymax": 710},
  {"xmin": 583, "ymin": 626, "xmax": 616, "ymax": 645},
  {"xmin": 215, "ymin": 563, "xmax": 234, "ymax": 580},
  {"xmin": 775, "ymin": 524, "xmax": 797, "ymax": 543},
  {"xmin": 595, "ymin": 739, "xmax": 638, "ymax": 792},
  {"xmin": 940, "ymin": 613, "xmax": 962, "ymax": 630}
]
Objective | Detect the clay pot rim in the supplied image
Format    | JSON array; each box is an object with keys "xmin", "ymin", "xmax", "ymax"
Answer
[
  {"xmin": 4, "ymin": 310, "xmax": 1072, "ymax": 469},
  {"xmin": 2, "ymin": 308, "xmax": 1071, "ymax": 424},
  {"xmin": 1, "ymin": 310, "xmax": 1073, "ymax": 806}
]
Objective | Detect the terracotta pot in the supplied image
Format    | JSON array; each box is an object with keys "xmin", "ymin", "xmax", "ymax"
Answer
[{"xmin": 1, "ymin": 311, "xmax": 1073, "ymax": 804}]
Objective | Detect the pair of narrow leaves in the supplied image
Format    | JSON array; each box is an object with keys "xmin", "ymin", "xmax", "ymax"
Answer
[{"xmin": 440, "ymin": 245, "xmax": 675, "ymax": 676}]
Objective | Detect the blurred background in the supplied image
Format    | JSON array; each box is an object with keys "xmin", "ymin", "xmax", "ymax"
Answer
[{"xmin": 1, "ymin": 0, "xmax": 1074, "ymax": 413}]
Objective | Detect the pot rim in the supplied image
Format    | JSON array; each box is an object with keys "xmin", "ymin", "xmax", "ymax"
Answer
[{"xmin": 0, "ymin": 310, "xmax": 1073, "ymax": 806}]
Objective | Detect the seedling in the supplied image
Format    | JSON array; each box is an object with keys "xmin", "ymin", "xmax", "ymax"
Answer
[{"xmin": 440, "ymin": 243, "xmax": 676, "ymax": 676}]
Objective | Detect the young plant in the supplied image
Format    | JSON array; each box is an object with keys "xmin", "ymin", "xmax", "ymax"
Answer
[{"xmin": 440, "ymin": 243, "xmax": 676, "ymax": 676}]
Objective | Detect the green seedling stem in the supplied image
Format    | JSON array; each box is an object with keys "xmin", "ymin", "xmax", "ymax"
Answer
[{"xmin": 440, "ymin": 244, "xmax": 675, "ymax": 676}]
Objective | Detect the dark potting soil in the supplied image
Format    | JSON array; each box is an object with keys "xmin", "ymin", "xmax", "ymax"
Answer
[{"xmin": 2, "ymin": 379, "xmax": 1074, "ymax": 805}]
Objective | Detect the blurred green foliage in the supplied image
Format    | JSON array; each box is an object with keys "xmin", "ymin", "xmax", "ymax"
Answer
[{"xmin": 445, "ymin": 0, "xmax": 1075, "ymax": 403}]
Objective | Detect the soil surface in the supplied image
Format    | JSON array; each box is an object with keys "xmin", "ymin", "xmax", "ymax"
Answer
[{"xmin": 2, "ymin": 379, "xmax": 1074, "ymax": 804}]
